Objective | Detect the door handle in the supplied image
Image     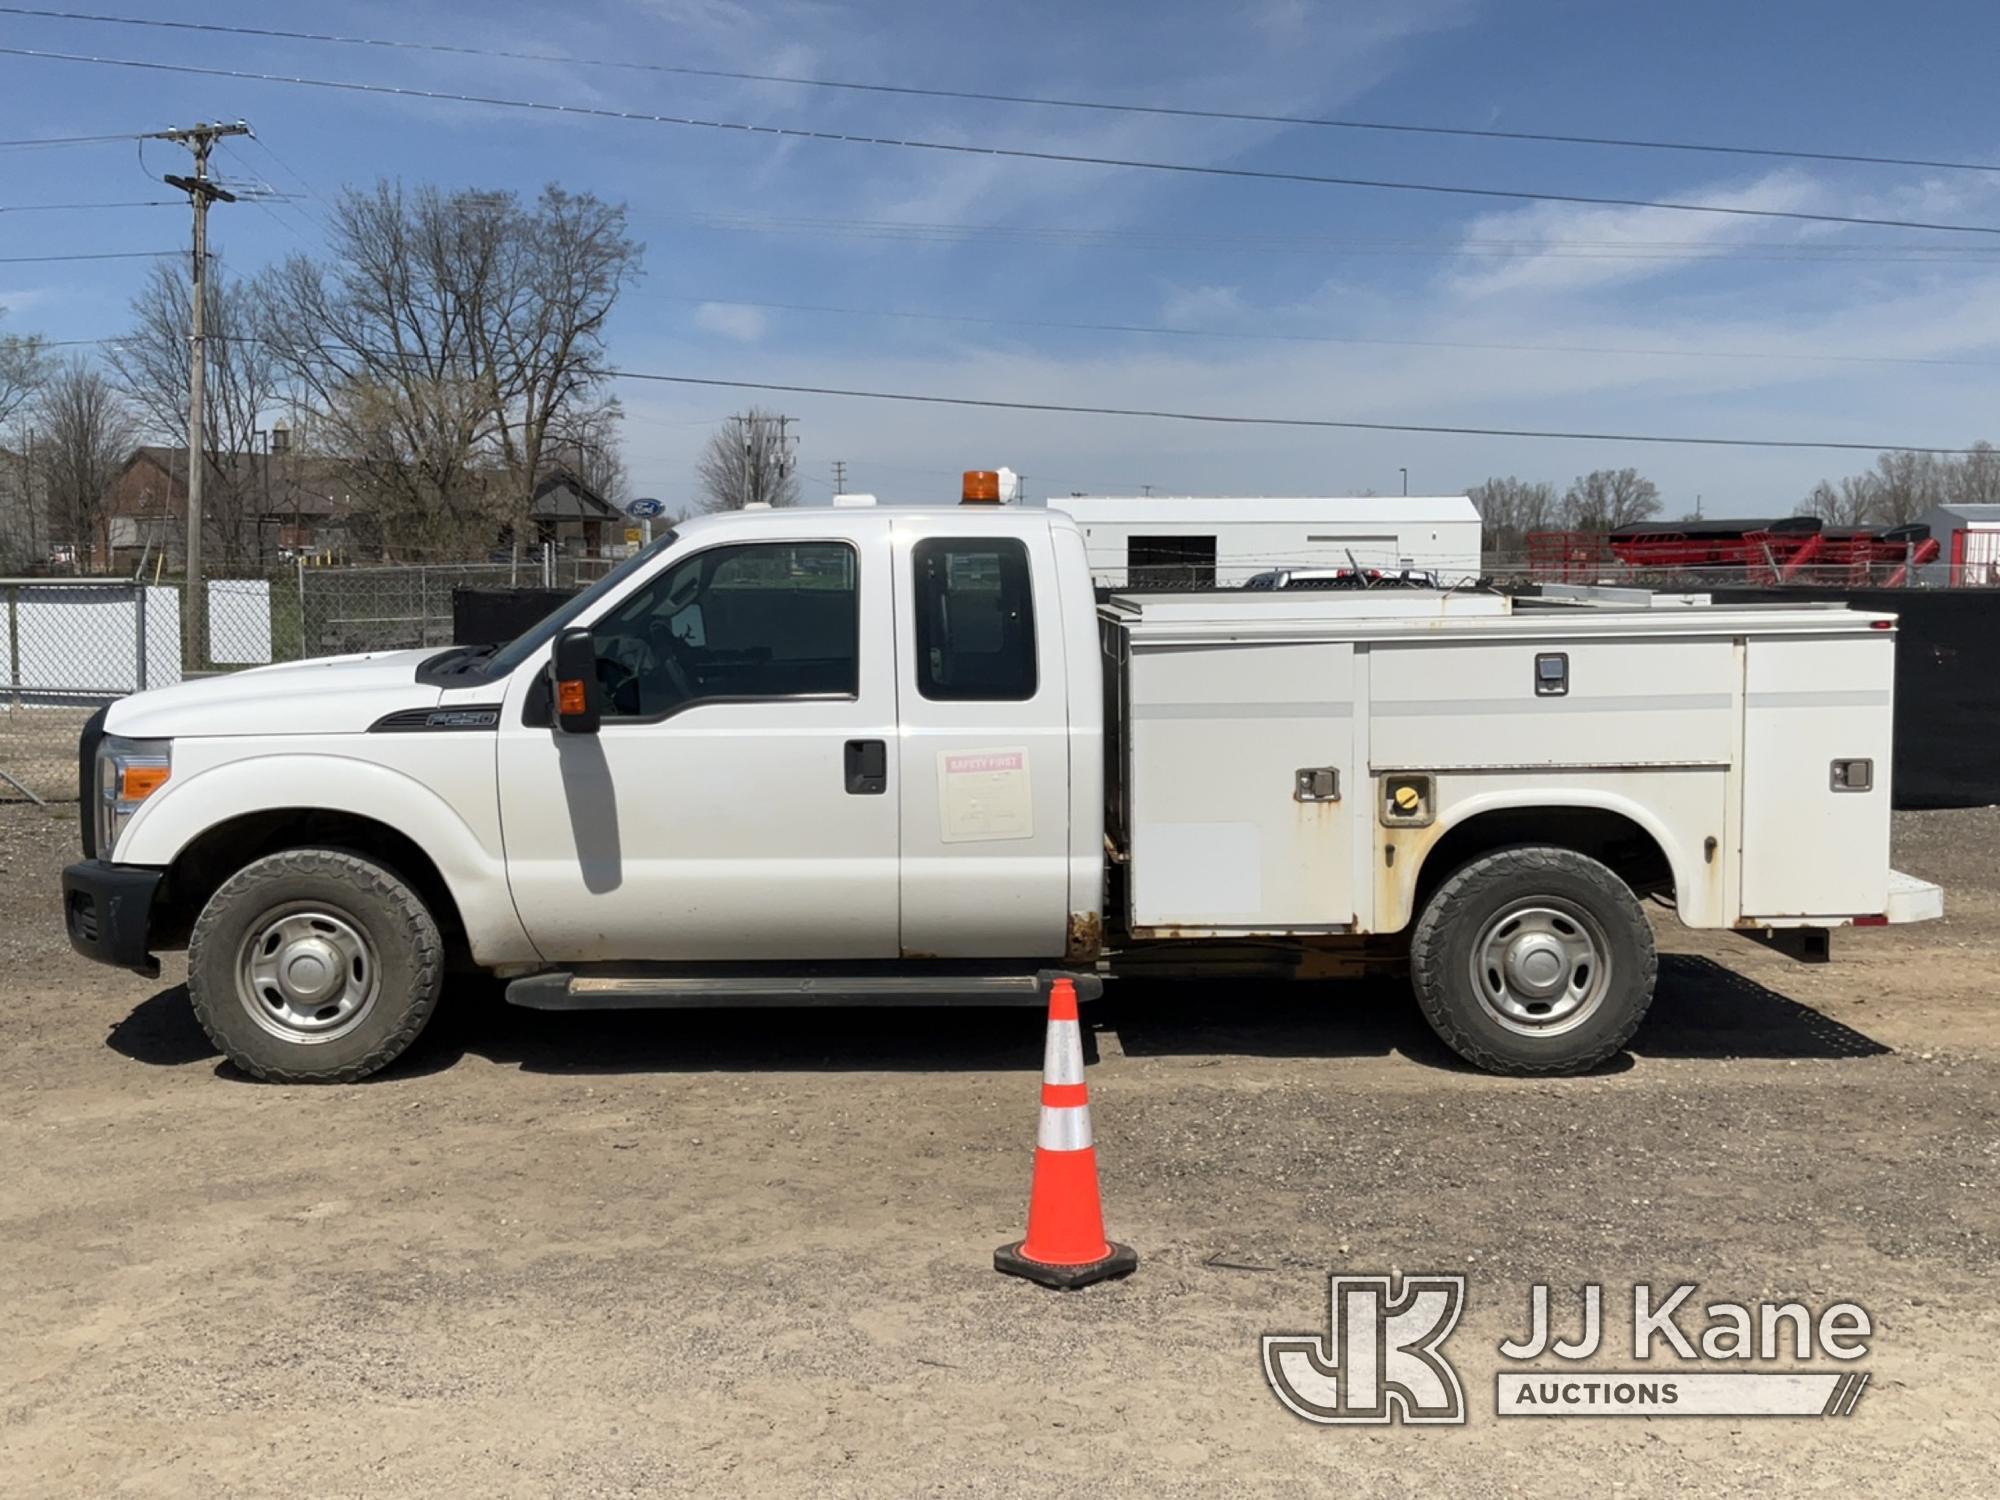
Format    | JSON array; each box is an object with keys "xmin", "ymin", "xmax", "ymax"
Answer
[{"xmin": 844, "ymin": 739, "xmax": 887, "ymax": 795}]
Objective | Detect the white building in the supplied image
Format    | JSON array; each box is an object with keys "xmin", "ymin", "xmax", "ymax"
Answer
[
  {"xmin": 1917, "ymin": 502, "xmax": 2000, "ymax": 586},
  {"xmin": 1038, "ymin": 494, "xmax": 1483, "ymax": 588}
]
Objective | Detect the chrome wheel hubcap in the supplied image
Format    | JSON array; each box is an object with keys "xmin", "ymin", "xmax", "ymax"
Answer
[
  {"xmin": 1469, "ymin": 900, "xmax": 1611, "ymax": 1036},
  {"xmin": 236, "ymin": 907, "xmax": 380, "ymax": 1043}
]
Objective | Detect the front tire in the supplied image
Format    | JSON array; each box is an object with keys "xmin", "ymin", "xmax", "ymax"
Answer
[
  {"xmin": 1409, "ymin": 845, "xmax": 1656, "ymax": 1075},
  {"xmin": 187, "ymin": 848, "xmax": 443, "ymax": 1083}
]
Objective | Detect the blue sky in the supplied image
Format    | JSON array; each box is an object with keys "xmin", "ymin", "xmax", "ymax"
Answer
[{"xmin": 3, "ymin": 0, "xmax": 2000, "ymax": 516}]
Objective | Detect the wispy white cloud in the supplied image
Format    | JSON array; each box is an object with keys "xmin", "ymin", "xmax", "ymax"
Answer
[
  {"xmin": 1441, "ymin": 169, "xmax": 1830, "ymax": 299},
  {"xmin": 692, "ymin": 301, "xmax": 771, "ymax": 341},
  {"xmin": 1157, "ymin": 283, "xmax": 1245, "ymax": 325}
]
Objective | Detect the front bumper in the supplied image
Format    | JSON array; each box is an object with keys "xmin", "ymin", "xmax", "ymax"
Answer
[{"xmin": 62, "ymin": 860, "xmax": 164, "ymax": 978}]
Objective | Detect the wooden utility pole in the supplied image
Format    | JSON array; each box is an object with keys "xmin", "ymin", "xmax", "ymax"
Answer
[{"xmin": 153, "ymin": 119, "xmax": 249, "ymax": 670}]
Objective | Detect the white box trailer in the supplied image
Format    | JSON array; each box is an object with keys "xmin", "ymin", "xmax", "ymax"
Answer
[{"xmin": 1046, "ymin": 494, "xmax": 1483, "ymax": 588}]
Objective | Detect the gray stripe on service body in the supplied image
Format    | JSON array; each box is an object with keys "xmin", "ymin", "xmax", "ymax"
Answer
[
  {"xmin": 1747, "ymin": 690, "xmax": 1892, "ymax": 710},
  {"xmin": 1130, "ymin": 700, "xmax": 1354, "ymax": 720},
  {"xmin": 1374, "ymin": 692, "xmax": 1732, "ymax": 717}
]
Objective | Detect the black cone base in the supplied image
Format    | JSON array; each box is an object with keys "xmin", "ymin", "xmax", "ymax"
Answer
[{"xmin": 994, "ymin": 1239, "xmax": 1139, "ymax": 1290}]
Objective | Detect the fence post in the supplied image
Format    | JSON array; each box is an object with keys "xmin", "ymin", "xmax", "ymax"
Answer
[
  {"xmin": 6, "ymin": 583, "xmax": 18, "ymax": 714},
  {"xmin": 133, "ymin": 581, "xmax": 149, "ymax": 693}
]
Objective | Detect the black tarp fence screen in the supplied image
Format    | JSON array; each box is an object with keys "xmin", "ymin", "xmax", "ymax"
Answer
[{"xmin": 1709, "ymin": 588, "xmax": 2000, "ymax": 810}]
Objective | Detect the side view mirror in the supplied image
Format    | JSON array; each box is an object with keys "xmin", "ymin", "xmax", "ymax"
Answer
[{"xmin": 549, "ymin": 626, "xmax": 601, "ymax": 735}]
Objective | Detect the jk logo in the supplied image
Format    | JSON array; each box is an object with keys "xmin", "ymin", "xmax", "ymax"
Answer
[{"xmin": 1263, "ymin": 1274, "xmax": 1467, "ymax": 1425}]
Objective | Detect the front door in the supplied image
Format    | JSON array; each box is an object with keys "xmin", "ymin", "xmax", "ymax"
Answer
[{"xmin": 497, "ymin": 526, "xmax": 901, "ymax": 962}]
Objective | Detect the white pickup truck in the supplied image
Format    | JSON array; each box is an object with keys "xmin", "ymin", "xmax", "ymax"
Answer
[{"xmin": 63, "ymin": 489, "xmax": 1942, "ymax": 1082}]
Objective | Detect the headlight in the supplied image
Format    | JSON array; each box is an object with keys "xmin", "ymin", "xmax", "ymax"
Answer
[{"xmin": 95, "ymin": 735, "xmax": 172, "ymax": 858}]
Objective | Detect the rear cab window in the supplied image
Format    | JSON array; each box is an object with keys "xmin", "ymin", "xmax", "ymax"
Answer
[{"xmin": 912, "ymin": 537, "xmax": 1037, "ymax": 701}]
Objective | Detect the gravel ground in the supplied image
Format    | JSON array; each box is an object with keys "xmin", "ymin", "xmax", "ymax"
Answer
[{"xmin": 2, "ymin": 801, "xmax": 1997, "ymax": 1496}]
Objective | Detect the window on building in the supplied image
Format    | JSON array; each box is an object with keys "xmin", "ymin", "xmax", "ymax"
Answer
[
  {"xmin": 590, "ymin": 540, "xmax": 858, "ymax": 719},
  {"xmin": 1126, "ymin": 534, "xmax": 1217, "ymax": 588},
  {"xmin": 912, "ymin": 537, "xmax": 1037, "ymax": 701}
]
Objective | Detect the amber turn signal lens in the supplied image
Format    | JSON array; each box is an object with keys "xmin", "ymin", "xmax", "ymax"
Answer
[
  {"xmin": 557, "ymin": 679, "xmax": 588, "ymax": 715},
  {"xmin": 121, "ymin": 765, "xmax": 171, "ymax": 800}
]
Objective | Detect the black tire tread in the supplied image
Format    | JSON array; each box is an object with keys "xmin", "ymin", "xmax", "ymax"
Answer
[
  {"xmin": 1409, "ymin": 845, "xmax": 1657, "ymax": 1076},
  {"xmin": 186, "ymin": 847, "xmax": 443, "ymax": 1084}
]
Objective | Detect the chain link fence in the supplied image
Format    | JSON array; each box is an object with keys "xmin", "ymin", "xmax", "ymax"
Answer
[
  {"xmin": 295, "ymin": 559, "xmax": 603, "ymax": 658},
  {"xmin": 2, "ymin": 557, "xmax": 612, "ymax": 804}
]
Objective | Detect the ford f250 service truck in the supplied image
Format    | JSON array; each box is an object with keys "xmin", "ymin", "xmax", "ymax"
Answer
[{"xmin": 62, "ymin": 482, "xmax": 1943, "ymax": 1082}]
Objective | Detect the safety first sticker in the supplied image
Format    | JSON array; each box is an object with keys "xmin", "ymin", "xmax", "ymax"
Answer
[{"xmin": 937, "ymin": 748, "xmax": 1034, "ymax": 843}]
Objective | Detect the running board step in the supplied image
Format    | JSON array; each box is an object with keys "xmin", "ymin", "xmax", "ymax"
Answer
[{"xmin": 505, "ymin": 967, "xmax": 1103, "ymax": 1011}]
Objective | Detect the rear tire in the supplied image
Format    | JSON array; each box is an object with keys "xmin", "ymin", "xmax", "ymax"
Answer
[
  {"xmin": 1409, "ymin": 845, "xmax": 1655, "ymax": 1075},
  {"xmin": 187, "ymin": 848, "xmax": 443, "ymax": 1083}
]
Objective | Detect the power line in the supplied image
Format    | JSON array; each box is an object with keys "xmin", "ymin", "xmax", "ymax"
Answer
[
  {"xmin": 0, "ymin": 199, "xmax": 177, "ymax": 211},
  {"xmin": 5, "ymin": 6, "xmax": 1995, "ymax": 178},
  {"xmin": 168, "ymin": 330, "xmax": 2000, "ymax": 453},
  {"xmin": 0, "ymin": 249, "xmax": 182, "ymax": 262},
  {"xmin": 0, "ymin": 129, "xmax": 144, "ymax": 148},
  {"xmin": 7, "ymin": 45, "xmax": 2000, "ymax": 238},
  {"xmin": 672, "ymin": 294, "xmax": 2000, "ymax": 369},
  {"xmin": 598, "ymin": 368, "xmax": 1996, "ymax": 455},
  {"xmin": 653, "ymin": 209, "xmax": 2000, "ymax": 265},
  {"xmin": 212, "ymin": 140, "xmax": 323, "ymax": 245},
  {"xmin": 57, "ymin": 305, "xmax": 2000, "ymax": 374}
]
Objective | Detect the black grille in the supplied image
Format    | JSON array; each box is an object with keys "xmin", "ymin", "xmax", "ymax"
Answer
[{"xmin": 68, "ymin": 890, "xmax": 99, "ymax": 943}]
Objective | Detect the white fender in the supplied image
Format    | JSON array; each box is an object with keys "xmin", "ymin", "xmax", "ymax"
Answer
[
  {"xmin": 1389, "ymin": 782, "xmax": 1719, "ymax": 933},
  {"xmin": 117, "ymin": 750, "xmax": 538, "ymax": 966}
]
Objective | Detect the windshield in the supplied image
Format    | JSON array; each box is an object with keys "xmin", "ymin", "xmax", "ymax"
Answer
[{"xmin": 483, "ymin": 528, "xmax": 680, "ymax": 677}]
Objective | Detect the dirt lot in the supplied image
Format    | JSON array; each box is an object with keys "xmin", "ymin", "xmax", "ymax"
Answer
[{"xmin": 2, "ymin": 803, "xmax": 1996, "ymax": 1497}]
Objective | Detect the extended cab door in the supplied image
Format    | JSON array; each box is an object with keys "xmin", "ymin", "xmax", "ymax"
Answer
[
  {"xmin": 496, "ymin": 518, "xmax": 901, "ymax": 961},
  {"xmin": 891, "ymin": 515, "xmax": 1071, "ymax": 957}
]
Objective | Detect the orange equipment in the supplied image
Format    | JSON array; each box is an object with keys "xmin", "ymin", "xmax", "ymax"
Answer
[{"xmin": 994, "ymin": 978, "xmax": 1139, "ymax": 1290}]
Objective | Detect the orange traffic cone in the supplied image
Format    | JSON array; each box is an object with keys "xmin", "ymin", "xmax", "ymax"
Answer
[{"xmin": 994, "ymin": 977, "xmax": 1138, "ymax": 1290}]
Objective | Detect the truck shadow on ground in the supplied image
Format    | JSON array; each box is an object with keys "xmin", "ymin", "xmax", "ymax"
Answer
[{"xmin": 105, "ymin": 953, "xmax": 1889, "ymax": 1080}]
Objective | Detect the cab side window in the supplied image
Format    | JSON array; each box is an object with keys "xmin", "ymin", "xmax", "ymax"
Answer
[
  {"xmin": 591, "ymin": 541, "xmax": 858, "ymax": 719},
  {"xmin": 912, "ymin": 537, "xmax": 1037, "ymax": 701}
]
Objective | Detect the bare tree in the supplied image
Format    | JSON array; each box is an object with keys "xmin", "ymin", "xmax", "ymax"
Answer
[
  {"xmin": 1797, "ymin": 476, "xmax": 1879, "ymax": 526},
  {"xmin": 1467, "ymin": 475, "xmax": 1558, "ymax": 552},
  {"xmin": 1868, "ymin": 450, "xmax": 1945, "ymax": 527},
  {"xmin": 257, "ymin": 184, "xmax": 508, "ymax": 556},
  {"xmin": 256, "ymin": 180, "xmax": 640, "ymax": 559},
  {"xmin": 1947, "ymin": 440, "xmax": 2000, "ymax": 508},
  {"xmin": 1561, "ymin": 467, "xmax": 1661, "ymax": 531},
  {"xmin": 696, "ymin": 408, "xmax": 799, "ymax": 511},
  {"xmin": 0, "ymin": 309, "xmax": 49, "ymax": 429},
  {"xmin": 0, "ymin": 309, "xmax": 53, "ymax": 570},
  {"xmin": 476, "ymin": 185, "xmax": 642, "ymax": 555},
  {"xmin": 549, "ymin": 395, "xmax": 630, "ymax": 508},
  {"xmin": 36, "ymin": 358, "xmax": 136, "ymax": 572},
  {"xmin": 107, "ymin": 261, "xmax": 283, "ymax": 567}
]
